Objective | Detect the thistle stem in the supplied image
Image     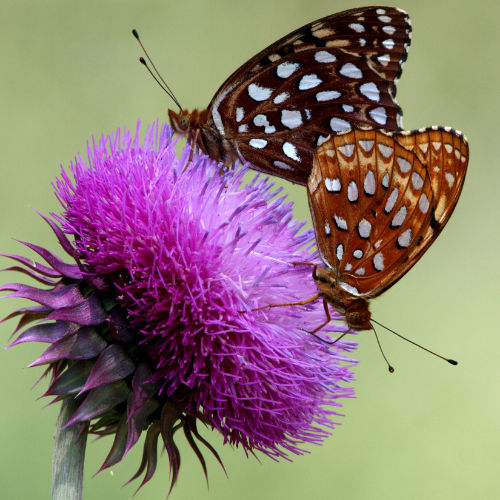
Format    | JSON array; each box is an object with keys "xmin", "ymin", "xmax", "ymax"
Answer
[{"xmin": 52, "ymin": 398, "xmax": 88, "ymax": 500}]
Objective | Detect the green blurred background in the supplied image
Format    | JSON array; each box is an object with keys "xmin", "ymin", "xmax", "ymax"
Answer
[{"xmin": 1, "ymin": 1, "xmax": 498, "ymax": 499}]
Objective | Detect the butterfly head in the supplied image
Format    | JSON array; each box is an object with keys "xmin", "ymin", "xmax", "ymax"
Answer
[
  {"xmin": 168, "ymin": 108, "xmax": 195, "ymax": 135},
  {"xmin": 313, "ymin": 266, "xmax": 372, "ymax": 331},
  {"xmin": 343, "ymin": 298, "xmax": 372, "ymax": 332}
]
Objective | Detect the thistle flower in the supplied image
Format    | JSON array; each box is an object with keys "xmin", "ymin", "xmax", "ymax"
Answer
[{"xmin": 1, "ymin": 122, "xmax": 357, "ymax": 495}]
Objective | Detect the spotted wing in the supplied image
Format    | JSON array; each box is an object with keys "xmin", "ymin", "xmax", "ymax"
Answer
[
  {"xmin": 392, "ymin": 127, "xmax": 469, "ymax": 253},
  {"xmin": 207, "ymin": 6, "xmax": 412, "ymax": 184},
  {"xmin": 308, "ymin": 128, "xmax": 436, "ymax": 298}
]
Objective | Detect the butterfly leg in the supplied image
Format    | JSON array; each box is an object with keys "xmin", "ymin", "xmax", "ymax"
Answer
[
  {"xmin": 245, "ymin": 292, "xmax": 321, "ymax": 313},
  {"xmin": 291, "ymin": 261, "xmax": 318, "ymax": 278},
  {"xmin": 308, "ymin": 298, "xmax": 332, "ymax": 334},
  {"xmin": 307, "ymin": 326, "xmax": 351, "ymax": 346},
  {"xmin": 182, "ymin": 128, "xmax": 201, "ymax": 173}
]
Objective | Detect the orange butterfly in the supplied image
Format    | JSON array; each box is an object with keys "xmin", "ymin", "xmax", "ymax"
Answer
[{"xmin": 304, "ymin": 126, "xmax": 468, "ymax": 338}]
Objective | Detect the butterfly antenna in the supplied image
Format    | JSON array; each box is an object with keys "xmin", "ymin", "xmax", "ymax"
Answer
[
  {"xmin": 370, "ymin": 321, "xmax": 395, "ymax": 373},
  {"xmin": 132, "ymin": 29, "xmax": 183, "ymax": 111},
  {"xmin": 370, "ymin": 318, "xmax": 458, "ymax": 366}
]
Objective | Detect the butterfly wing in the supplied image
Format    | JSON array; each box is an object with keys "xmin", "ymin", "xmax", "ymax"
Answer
[
  {"xmin": 393, "ymin": 127, "xmax": 469, "ymax": 250},
  {"xmin": 308, "ymin": 128, "xmax": 439, "ymax": 298},
  {"xmin": 206, "ymin": 7, "xmax": 412, "ymax": 184}
]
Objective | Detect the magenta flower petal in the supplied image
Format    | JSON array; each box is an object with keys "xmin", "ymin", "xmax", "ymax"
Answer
[{"xmin": 2, "ymin": 121, "xmax": 358, "ymax": 493}]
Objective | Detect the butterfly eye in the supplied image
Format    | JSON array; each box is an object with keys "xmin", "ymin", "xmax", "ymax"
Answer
[{"xmin": 179, "ymin": 114, "xmax": 191, "ymax": 130}]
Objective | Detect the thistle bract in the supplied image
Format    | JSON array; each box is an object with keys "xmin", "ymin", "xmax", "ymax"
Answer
[{"xmin": 1, "ymin": 122, "xmax": 357, "ymax": 492}]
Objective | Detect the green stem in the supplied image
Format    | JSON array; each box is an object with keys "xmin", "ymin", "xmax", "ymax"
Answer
[{"xmin": 52, "ymin": 398, "xmax": 88, "ymax": 500}]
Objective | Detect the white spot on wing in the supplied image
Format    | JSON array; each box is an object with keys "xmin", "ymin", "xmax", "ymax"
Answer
[
  {"xmin": 364, "ymin": 170, "xmax": 376, "ymax": 195},
  {"xmin": 353, "ymin": 249, "xmax": 363, "ymax": 259},
  {"xmin": 359, "ymin": 140, "xmax": 374, "ymax": 152},
  {"xmin": 342, "ymin": 104, "xmax": 354, "ymax": 112},
  {"xmin": 273, "ymin": 92, "xmax": 289, "ymax": 104},
  {"xmin": 382, "ymin": 39, "xmax": 395, "ymax": 50},
  {"xmin": 345, "ymin": 263, "xmax": 353, "ymax": 271},
  {"xmin": 248, "ymin": 83, "xmax": 273, "ymax": 102},
  {"xmin": 355, "ymin": 267, "xmax": 366, "ymax": 276},
  {"xmin": 445, "ymin": 172, "xmax": 455, "ymax": 187},
  {"xmin": 378, "ymin": 15, "xmax": 392, "ymax": 23},
  {"xmin": 253, "ymin": 114, "xmax": 276, "ymax": 134},
  {"xmin": 325, "ymin": 177, "xmax": 341, "ymax": 192},
  {"xmin": 281, "ymin": 110, "xmax": 303, "ymax": 129},
  {"xmin": 398, "ymin": 229, "xmax": 412, "ymax": 248},
  {"xmin": 314, "ymin": 50, "xmax": 336, "ymax": 63},
  {"xmin": 348, "ymin": 180, "xmax": 358, "ymax": 202},
  {"xmin": 334, "ymin": 214, "xmax": 348, "ymax": 230},
  {"xmin": 358, "ymin": 219, "xmax": 372, "ymax": 238},
  {"xmin": 376, "ymin": 8, "xmax": 386, "ymax": 14},
  {"xmin": 360, "ymin": 82, "xmax": 380, "ymax": 102},
  {"xmin": 419, "ymin": 193, "xmax": 430, "ymax": 213},
  {"xmin": 419, "ymin": 143, "xmax": 429, "ymax": 154},
  {"xmin": 238, "ymin": 124, "xmax": 248, "ymax": 133},
  {"xmin": 253, "ymin": 114, "xmax": 270, "ymax": 127},
  {"xmin": 236, "ymin": 107, "xmax": 244, "ymax": 122},
  {"xmin": 377, "ymin": 54, "xmax": 391, "ymax": 66},
  {"xmin": 397, "ymin": 156, "xmax": 411, "ymax": 173},
  {"xmin": 339, "ymin": 282, "xmax": 361, "ymax": 296},
  {"xmin": 299, "ymin": 74, "xmax": 322, "ymax": 90},
  {"xmin": 276, "ymin": 62, "xmax": 300, "ymax": 78},
  {"xmin": 339, "ymin": 144, "xmax": 355, "ymax": 157},
  {"xmin": 349, "ymin": 23, "xmax": 365, "ymax": 33},
  {"xmin": 378, "ymin": 143, "xmax": 393, "ymax": 158},
  {"xmin": 382, "ymin": 25, "xmax": 396, "ymax": 35},
  {"xmin": 391, "ymin": 205, "xmax": 407, "ymax": 227},
  {"xmin": 283, "ymin": 142, "xmax": 300, "ymax": 161},
  {"xmin": 336, "ymin": 244, "xmax": 343, "ymax": 260},
  {"xmin": 316, "ymin": 90, "xmax": 341, "ymax": 101},
  {"xmin": 340, "ymin": 63, "xmax": 363, "ymax": 79},
  {"xmin": 249, "ymin": 138, "xmax": 267, "ymax": 149},
  {"xmin": 273, "ymin": 160, "xmax": 293, "ymax": 171},
  {"xmin": 382, "ymin": 172, "xmax": 390, "ymax": 188},
  {"xmin": 385, "ymin": 187, "xmax": 399, "ymax": 212},
  {"xmin": 370, "ymin": 107, "xmax": 387, "ymax": 125},
  {"xmin": 412, "ymin": 172, "xmax": 424, "ymax": 190},
  {"xmin": 373, "ymin": 252, "xmax": 384, "ymax": 271},
  {"xmin": 317, "ymin": 135, "xmax": 329, "ymax": 146},
  {"xmin": 325, "ymin": 220, "xmax": 331, "ymax": 236},
  {"xmin": 330, "ymin": 117, "xmax": 351, "ymax": 132}
]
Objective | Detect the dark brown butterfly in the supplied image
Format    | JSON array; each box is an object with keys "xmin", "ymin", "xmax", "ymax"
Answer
[
  {"xmin": 166, "ymin": 6, "xmax": 412, "ymax": 184},
  {"xmin": 306, "ymin": 126, "xmax": 468, "ymax": 331}
]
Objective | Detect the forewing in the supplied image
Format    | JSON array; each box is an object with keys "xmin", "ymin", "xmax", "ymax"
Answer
[
  {"xmin": 308, "ymin": 129, "xmax": 436, "ymax": 298},
  {"xmin": 208, "ymin": 6, "xmax": 412, "ymax": 184}
]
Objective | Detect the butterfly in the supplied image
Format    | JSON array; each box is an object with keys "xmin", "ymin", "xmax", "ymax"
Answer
[
  {"xmin": 306, "ymin": 126, "xmax": 468, "ymax": 332},
  {"xmin": 166, "ymin": 6, "xmax": 412, "ymax": 184}
]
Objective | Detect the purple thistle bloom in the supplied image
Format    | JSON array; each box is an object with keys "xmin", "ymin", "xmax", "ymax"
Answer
[{"xmin": 2, "ymin": 121, "xmax": 357, "ymax": 493}]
